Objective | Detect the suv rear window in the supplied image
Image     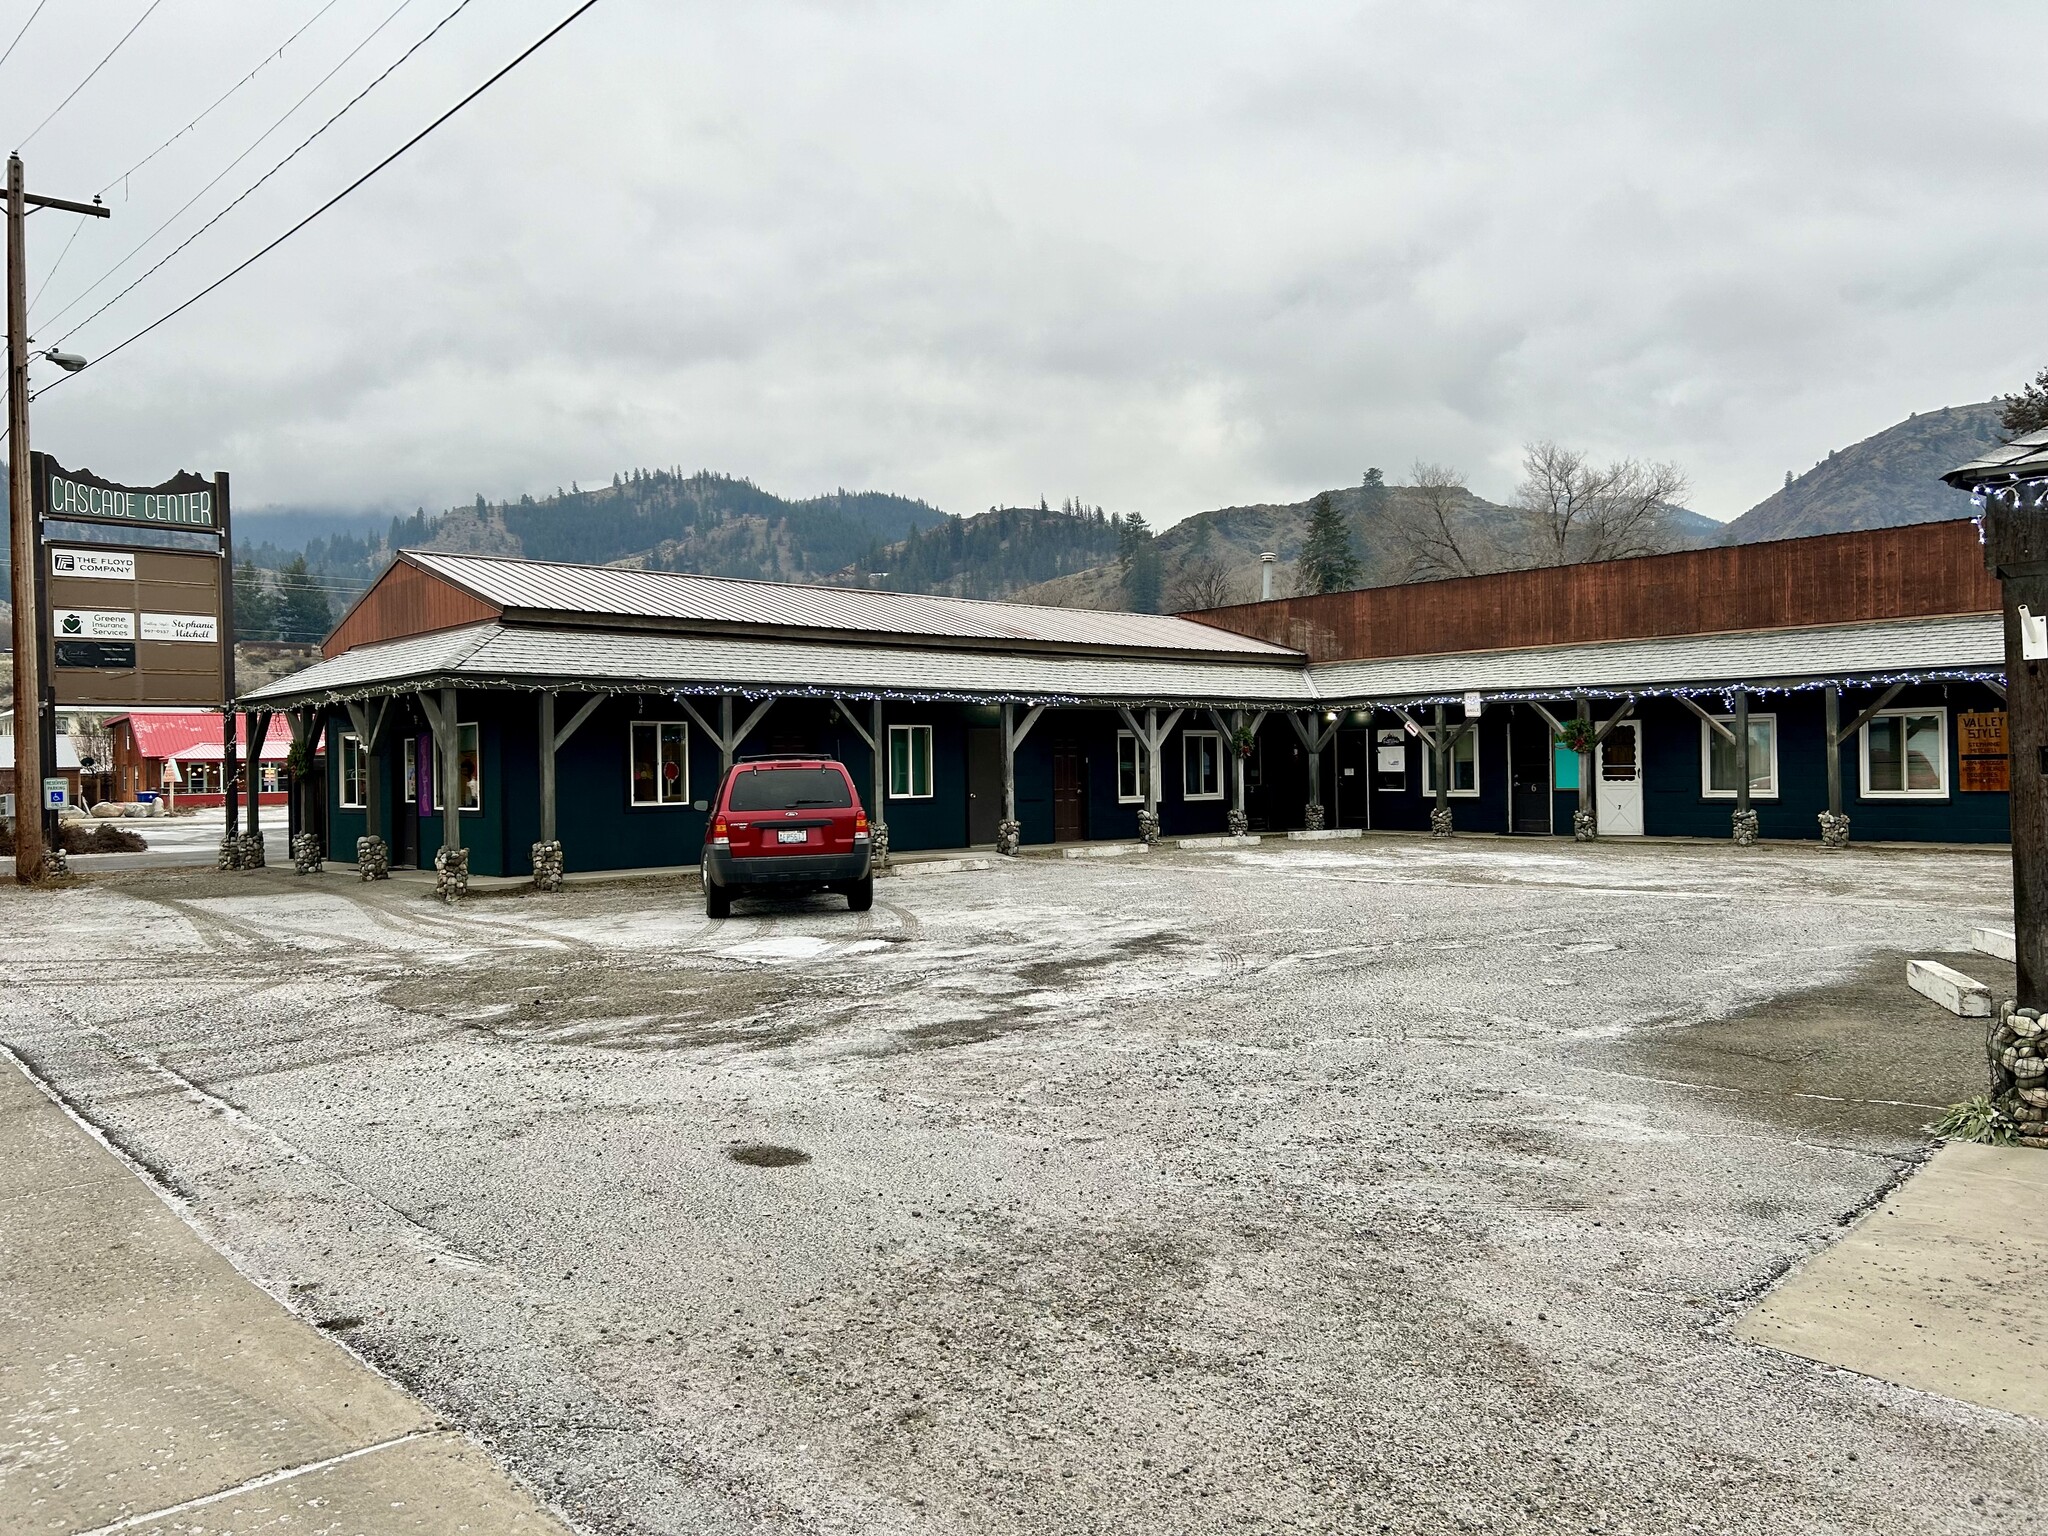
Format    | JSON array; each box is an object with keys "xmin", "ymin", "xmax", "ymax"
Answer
[{"xmin": 728, "ymin": 766, "xmax": 853, "ymax": 812}]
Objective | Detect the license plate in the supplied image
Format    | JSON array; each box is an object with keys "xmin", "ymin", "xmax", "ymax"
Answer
[{"xmin": 776, "ymin": 829, "xmax": 809, "ymax": 844}]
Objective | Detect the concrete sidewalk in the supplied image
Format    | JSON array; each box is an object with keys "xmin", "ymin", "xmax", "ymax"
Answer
[
  {"xmin": 1736, "ymin": 1140, "xmax": 2048, "ymax": 1419},
  {"xmin": 0, "ymin": 1054, "xmax": 573, "ymax": 1535}
]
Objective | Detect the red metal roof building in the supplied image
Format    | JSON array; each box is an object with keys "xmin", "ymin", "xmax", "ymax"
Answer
[{"xmin": 109, "ymin": 711, "xmax": 295, "ymax": 808}]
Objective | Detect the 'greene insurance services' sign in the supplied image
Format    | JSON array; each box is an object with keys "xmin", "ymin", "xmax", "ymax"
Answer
[{"xmin": 44, "ymin": 462, "xmax": 216, "ymax": 530}]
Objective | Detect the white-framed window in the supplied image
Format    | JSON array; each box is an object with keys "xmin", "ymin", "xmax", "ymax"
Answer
[
  {"xmin": 1116, "ymin": 731, "xmax": 1144, "ymax": 803},
  {"xmin": 1420, "ymin": 727, "xmax": 1479, "ymax": 796},
  {"xmin": 402, "ymin": 736, "xmax": 417, "ymax": 804},
  {"xmin": 889, "ymin": 723, "xmax": 932, "ymax": 799},
  {"xmin": 630, "ymin": 721, "xmax": 690, "ymax": 806},
  {"xmin": 1861, "ymin": 709, "xmax": 1947, "ymax": 798},
  {"xmin": 427, "ymin": 723, "xmax": 482, "ymax": 812},
  {"xmin": 339, "ymin": 733, "xmax": 367, "ymax": 808},
  {"xmin": 1701, "ymin": 714, "xmax": 1777, "ymax": 799},
  {"xmin": 1182, "ymin": 730, "xmax": 1224, "ymax": 800}
]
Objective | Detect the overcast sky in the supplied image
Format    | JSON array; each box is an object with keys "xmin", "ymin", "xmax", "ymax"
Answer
[{"xmin": 10, "ymin": 0, "xmax": 2047, "ymax": 525}]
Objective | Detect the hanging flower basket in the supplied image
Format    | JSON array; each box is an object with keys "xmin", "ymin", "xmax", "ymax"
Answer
[{"xmin": 1558, "ymin": 718, "xmax": 1596, "ymax": 755}]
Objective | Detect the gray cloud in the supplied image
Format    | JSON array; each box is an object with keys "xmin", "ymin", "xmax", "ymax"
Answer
[{"xmin": 13, "ymin": 0, "xmax": 2047, "ymax": 524}]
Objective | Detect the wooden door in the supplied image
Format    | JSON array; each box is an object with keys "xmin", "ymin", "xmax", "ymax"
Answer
[
  {"xmin": 1052, "ymin": 747, "xmax": 1085, "ymax": 842},
  {"xmin": 966, "ymin": 727, "xmax": 1002, "ymax": 845},
  {"xmin": 1596, "ymin": 722, "xmax": 1644, "ymax": 836},
  {"xmin": 1509, "ymin": 709, "xmax": 1553, "ymax": 834}
]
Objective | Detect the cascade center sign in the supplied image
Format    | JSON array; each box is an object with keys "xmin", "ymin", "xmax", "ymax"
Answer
[{"xmin": 32, "ymin": 455, "xmax": 233, "ymax": 709}]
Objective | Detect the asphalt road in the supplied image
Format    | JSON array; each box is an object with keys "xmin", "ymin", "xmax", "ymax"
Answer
[{"xmin": 1, "ymin": 837, "xmax": 2039, "ymax": 1535}]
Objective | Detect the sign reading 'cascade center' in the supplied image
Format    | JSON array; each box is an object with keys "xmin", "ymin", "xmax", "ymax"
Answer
[{"xmin": 45, "ymin": 465, "xmax": 216, "ymax": 529}]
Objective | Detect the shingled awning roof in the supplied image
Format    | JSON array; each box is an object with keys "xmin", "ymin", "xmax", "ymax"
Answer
[{"xmin": 1943, "ymin": 426, "xmax": 2048, "ymax": 489}]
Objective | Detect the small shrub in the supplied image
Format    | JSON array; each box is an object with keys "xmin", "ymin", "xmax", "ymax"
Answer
[
  {"xmin": 55, "ymin": 821, "xmax": 149, "ymax": 854},
  {"xmin": 1929, "ymin": 1095, "xmax": 2017, "ymax": 1145}
]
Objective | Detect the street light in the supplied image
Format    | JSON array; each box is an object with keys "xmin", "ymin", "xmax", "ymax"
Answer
[{"xmin": 41, "ymin": 349, "xmax": 85, "ymax": 372}]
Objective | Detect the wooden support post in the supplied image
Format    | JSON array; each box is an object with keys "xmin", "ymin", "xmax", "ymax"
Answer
[
  {"xmin": 1433, "ymin": 703, "xmax": 1450, "ymax": 821},
  {"xmin": 1824, "ymin": 684, "xmax": 1842, "ymax": 819},
  {"xmin": 1575, "ymin": 696, "xmax": 1592, "ymax": 832},
  {"xmin": 441, "ymin": 688, "xmax": 462, "ymax": 857},
  {"xmin": 244, "ymin": 710, "xmax": 270, "ymax": 840},
  {"xmin": 720, "ymin": 695, "xmax": 735, "ymax": 772},
  {"xmin": 1001, "ymin": 702, "xmax": 1017, "ymax": 828},
  {"xmin": 871, "ymin": 700, "xmax": 886, "ymax": 821},
  {"xmin": 1733, "ymin": 689, "xmax": 1751, "ymax": 819},
  {"xmin": 1146, "ymin": 707, "xmax": 1163, "ymax": 815},
  {"xmin": 222, "ymin": 708, "xmax": 240, "ymax": 848},
  {"xmin": 1983, "ymin": 499, "xmax": 2048, "ymax": 1005},
  {"xmin": 539, "ymin": 691, "xmax": 557, "ymax": 845}
]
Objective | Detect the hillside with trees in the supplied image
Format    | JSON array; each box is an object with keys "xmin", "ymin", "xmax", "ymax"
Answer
[{"xmin": 1722, "ymin": 403, "xmax": 1997, "ymax": 543}]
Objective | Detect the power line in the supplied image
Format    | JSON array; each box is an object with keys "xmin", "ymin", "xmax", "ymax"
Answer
[
  {"xmin": 28, "ymin": 210, "xmax": 89, "ymax": 313},
  {"xmin": 96, "ymin": 0, "xmax": 350, "ymax": 202},
  {"xmin": 40, "ymin": 0, "xmax": 425, "ymax": 334},
  {"xmin": 17, "ymin": 0, "xmax": 172, "ymax": 150},
  {"xmin": 34, "ymin": 0, "xmax": 604, "ymax": 395},
  {"xmin": 52, "ymin": 0, "xmax": 480, "ymax": 348},
  {"xmin": 0, "ymin": 0, "xmax": 51, "ymax": 77}
]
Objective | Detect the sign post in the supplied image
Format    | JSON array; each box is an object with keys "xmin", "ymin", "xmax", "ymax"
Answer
[{"xmin": 1945, "ymin": 435, "xmax": 2048, "ymax": 1005}]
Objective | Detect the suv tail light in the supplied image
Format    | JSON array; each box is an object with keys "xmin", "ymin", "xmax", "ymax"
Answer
[
  {"xmin": 712, "ymin": 817, "xmax": 730, "ymax": 847},
  {"xmin": 854, "ymin": 809, "xmax": 869, "ymax": 842}
]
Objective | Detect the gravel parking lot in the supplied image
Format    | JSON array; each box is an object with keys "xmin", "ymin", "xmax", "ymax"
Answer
[{"xmin": 4, "ymin": 837, "xmax": 2043, "ymax": 1535}]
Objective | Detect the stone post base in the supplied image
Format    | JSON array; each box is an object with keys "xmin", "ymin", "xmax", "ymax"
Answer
[
  {"xmin": 435, "ymin": 846, "xmax": 470, "ymax": 902},
  {"xmin": 870, "ymin": 822, "xmax": 890, "ymax": 871},
  {"xmin": 290, "ymin": 832, "xmax": 323, "ymax": 874},
  {"xmin": 532, "ymin": 840, "xmax": 564, "ymax": 892},
  {"xmin": 1572, "ymin": 809, "xmax": 1597, "ymax": 842},
  {"xmin": 996, "ymin": 819, "xmax": 1021, "ymax": 856},
  {"xmin": 217, "ymin": 836, "xmax": 241, "ymax": 871},
  {"xmin": 1226, "ymin": 809, "xmax": 1249, "ymax": 838},
  {"xmin": 1137, "ymin": 809, "xmax": 1161, "ymax": 846},
  {"xmin": 43, "ymin": 847, "xmax": 68, "ymax": 878},
  {"xmin": 356, "ymin": 835, "xmax": 390, "ymax": 881},
  {"xmin": 1429, "ymin": 806, "xmax": 1453, "ymax": 838},
  {"xmin": 1818, "ymin": 810, "xmax": 1850, "ymax": 848},
  {"xmin": 1303, "ymin": 801, "xmax": 1325, "ymax": 832},
  {"xmin": 238, "ymin": 831, "xmax": 266, "ymax": 870},
  {"xmin": 1992, "ymin": 1000, "xmax": 2048, "ymax": 1148},
  {"xmin": 1732, "ymin": 809, "xmax": 1759, "ymax": 846}
]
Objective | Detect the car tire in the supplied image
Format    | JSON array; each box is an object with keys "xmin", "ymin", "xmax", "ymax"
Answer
[
  {"xmin": 845, "ymin": 876, "xmax": 874, "ymax": 912},
  {"xmin": 705, "ymin": 875, "xmax": 732, "ymax": 918}
]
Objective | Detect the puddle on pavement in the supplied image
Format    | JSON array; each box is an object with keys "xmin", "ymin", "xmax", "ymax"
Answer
[
  {"xmin": 728, "ymin": 1143, "xmax": 811, "ymax": 1168},
  {"xmin": 1575, "ymin": 949, "xmax": 2008, "ymax": 1140}
]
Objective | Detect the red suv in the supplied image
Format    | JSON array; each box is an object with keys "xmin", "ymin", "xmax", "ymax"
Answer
[{"xmin": 701, "ymin": 756, "xmax": 874, "ymax": 917}]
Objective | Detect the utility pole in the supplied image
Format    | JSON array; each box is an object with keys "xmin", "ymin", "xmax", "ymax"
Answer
[{"xmin": 6, "ymin": 154, "xmax": 107, "ymax": 884}]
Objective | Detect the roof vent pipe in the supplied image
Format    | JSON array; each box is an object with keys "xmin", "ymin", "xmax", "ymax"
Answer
[{"xmin": 1260, "ymin": 552, "xmax": 1276, "ymax": 601}]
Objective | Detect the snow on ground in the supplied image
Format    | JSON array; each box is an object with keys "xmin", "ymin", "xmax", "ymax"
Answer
[{"xmin": 1, "ymin": 836, "xmax": 2040, "ymax": 1536}]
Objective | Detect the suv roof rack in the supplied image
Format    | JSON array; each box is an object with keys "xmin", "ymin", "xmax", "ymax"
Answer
[{"xmin": 734, "ymin": 753, "xmax": 842, "ymax": 764}]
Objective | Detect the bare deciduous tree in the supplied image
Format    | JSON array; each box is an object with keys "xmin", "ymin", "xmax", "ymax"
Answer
[
  {"xmin": 1385, "ymin": 461, "xmax": 1496, "ymax": 580},
  {"xmin": 1515, "ymin": 441, "xmax": 1688, "ymax": 566},
  {"xmin": 1166, "ymin": 552, "xmax": 1244, "ymax": 611}
]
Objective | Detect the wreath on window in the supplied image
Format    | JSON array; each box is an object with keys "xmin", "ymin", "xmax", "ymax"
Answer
[{"xmin": 1558, "ymin": 718, "xmax": 1596, "ymax": 755}]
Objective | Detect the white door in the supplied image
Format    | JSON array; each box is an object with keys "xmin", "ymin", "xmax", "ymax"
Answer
[{"xmin": 1596, "ymin": 721, "xmax": 1644, "ymax": 835}]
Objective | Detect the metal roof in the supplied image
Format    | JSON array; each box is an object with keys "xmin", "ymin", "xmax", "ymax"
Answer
[
  {"xmin": 405, "ymin": 550, "xmax": 1299, "ymax": 659},
  {"xmin": 1304, "ymin": 612, "xmax": 2003, "ymax": 701},
  {"xmin": 243, "ymin": 611, "xmax": 2003, "ymax": 711},
  {"xmin": 242, "ymin": 622, "xmax": 1319, "ymax": 709},
  {"xmin": 1944, "ymin": 427, "xmax": 2048, "ymax": 487}
]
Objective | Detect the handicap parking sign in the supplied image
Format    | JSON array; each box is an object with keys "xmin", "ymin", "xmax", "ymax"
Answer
[{"xmin": 43, "ymin": 777, "xmax": 68, "ymax": 810}]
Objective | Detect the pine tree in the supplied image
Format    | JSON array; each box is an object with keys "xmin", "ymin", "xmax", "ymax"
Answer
[
  {"xmin": 1300, "ymin": 491, "xmax": 1361, "ymax": 594},
  {"xmin": 275, "ymin": 556, "xmax": 332, "ymax": 643},
  {"xmin": 2000, "ymin": 366, "xmax": 2048, "ymax": 441},
  {"xmin": 233, "ymin": 557, "xmax": 277, "ymax": 641}
]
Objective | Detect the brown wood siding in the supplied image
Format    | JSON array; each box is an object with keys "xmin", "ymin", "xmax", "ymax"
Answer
[
  {"xmin": 323, "ymin": 557, "xmax": 500, "ymax": 658},
  {"xmin": 1187, "ymin": 521, "xmax": 2001, "ymax": 663}
]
